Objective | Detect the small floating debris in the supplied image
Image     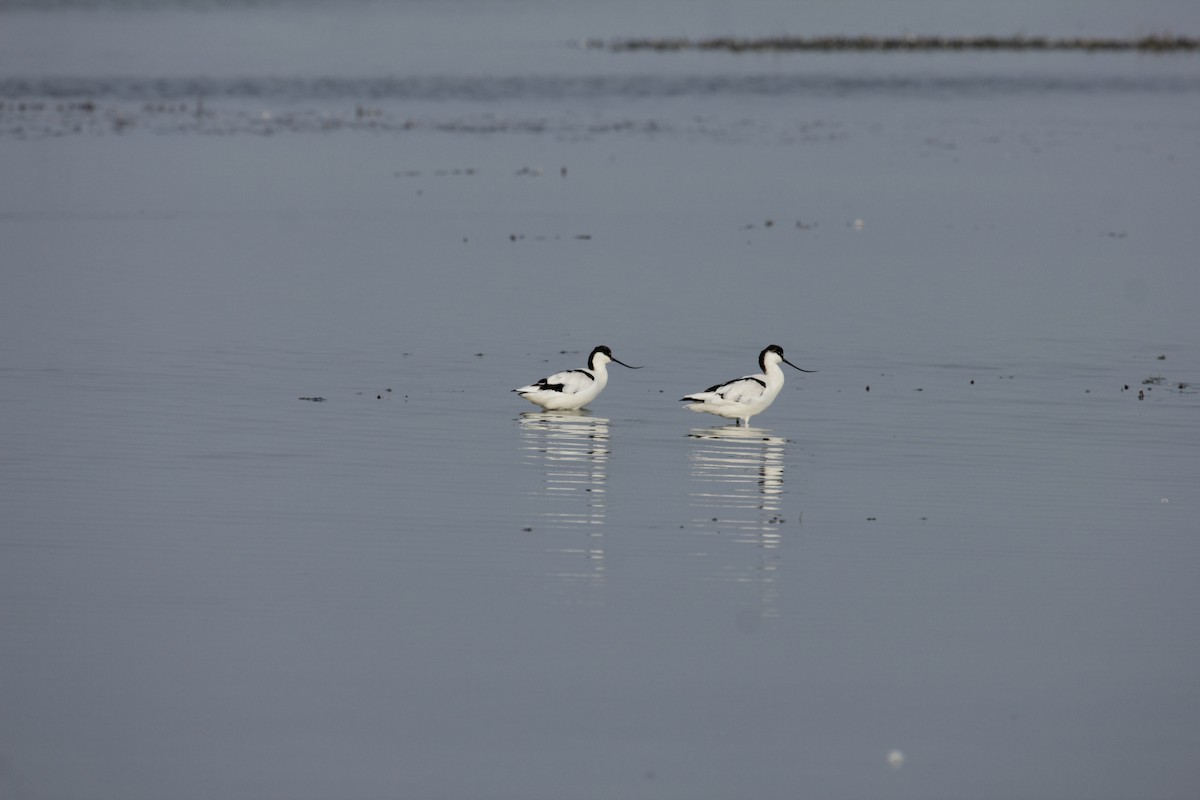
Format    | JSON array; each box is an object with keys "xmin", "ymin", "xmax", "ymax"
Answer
[
  {"xmin": 298, "ymin": 396, "xmax": 326, "ymax": 402},
  {"xmin": 1132, "ymin": 375, "xmax": 1192, "ymax": 395}
]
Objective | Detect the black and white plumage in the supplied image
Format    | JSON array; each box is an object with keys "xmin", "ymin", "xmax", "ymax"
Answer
[
  {"xmin": 514, "ymin": 345, "xmax": 641, "ymax": 411},
  {"xmin": 681, "ymin": 345, "xmax": 815, "ymax": 425}
]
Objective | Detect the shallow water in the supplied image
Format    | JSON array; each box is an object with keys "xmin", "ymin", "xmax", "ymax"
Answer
[{"xmin": 2, "ymin": 1, "xmax": 1200, "ymax": 798}]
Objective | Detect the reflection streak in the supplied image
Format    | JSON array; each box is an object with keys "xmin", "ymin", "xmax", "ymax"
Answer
[
  {"xmin": 688, "ymin": 425, "xmax": 792, "ymax": 619},
  {"xmin": 689, "ymin": 425, "xmax": 788, "ymax": 537},
  {"xmin": 518, "ymin": 411, "xmax": 610, "ymax": 594}
]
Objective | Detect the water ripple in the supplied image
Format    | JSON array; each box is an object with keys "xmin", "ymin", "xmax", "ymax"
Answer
[{"xmin": 3, "ymin": 72, "xmax": 1199, "ymax": 103}]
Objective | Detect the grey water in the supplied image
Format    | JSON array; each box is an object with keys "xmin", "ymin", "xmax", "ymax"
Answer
[{"xmin": 2, "ymin": 1, "xmax": 1200, "ymax": 798}]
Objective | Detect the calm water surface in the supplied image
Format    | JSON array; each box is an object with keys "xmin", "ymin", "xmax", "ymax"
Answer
[{"xmin": 2, "ymin": 1, "xmax": 1200, "ymax": 798}]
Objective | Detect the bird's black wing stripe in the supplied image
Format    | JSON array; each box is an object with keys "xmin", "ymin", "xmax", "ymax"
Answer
[{"xmin": 707, "ymin": 376, "xmax": 765, "ymax": 396}]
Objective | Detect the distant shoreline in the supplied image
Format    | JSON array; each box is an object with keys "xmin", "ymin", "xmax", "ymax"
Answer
[{"xmin": 591, "ymin": 35, "xmax": 1200, "ymax": 53}]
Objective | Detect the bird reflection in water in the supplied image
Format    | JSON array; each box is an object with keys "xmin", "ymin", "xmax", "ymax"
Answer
[
  {"xmin": 518, "ymin": 411, "xmax": 610, "ymax": 596},
  {"xmin": 689, "ymin": 424, "xmax": 789, "ymax": 533},
  {"xmin": 688, "ymin": 424, "xmax": 791, "ymax": 619}
]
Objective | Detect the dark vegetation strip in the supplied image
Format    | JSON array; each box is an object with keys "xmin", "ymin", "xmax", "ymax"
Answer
[{"xmin": 594, "ymin": 35, "xmax": 1200, "ymax": 53}]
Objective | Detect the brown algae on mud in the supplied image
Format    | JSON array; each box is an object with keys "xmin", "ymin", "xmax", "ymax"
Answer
[{"xmin": 595, "ymin": 34, "xmax": 1200, "ymax": 53}]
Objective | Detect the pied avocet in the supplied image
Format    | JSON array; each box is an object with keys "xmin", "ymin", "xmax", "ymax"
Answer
[
  {"xmin": 681, "ymin": 345, "xmax": 815, "ymax": 426},
  {"xmin": 514, "ymin": 345, "xmax": 641, "ymax": 411}
]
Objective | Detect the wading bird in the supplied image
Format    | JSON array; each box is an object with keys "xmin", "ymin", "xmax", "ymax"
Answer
[
  {"xmin": 514, "ymin": 345, "xmax": 641, "ymax": 411},
  {"xmin": 681, "ymin": 345, "xmax": 814, "ymax": 425}
]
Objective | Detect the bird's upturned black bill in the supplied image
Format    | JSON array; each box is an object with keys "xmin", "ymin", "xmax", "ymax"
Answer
[{"xmin": 783, "ymin": 358, "xmax": 816, "ymax": 373}]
